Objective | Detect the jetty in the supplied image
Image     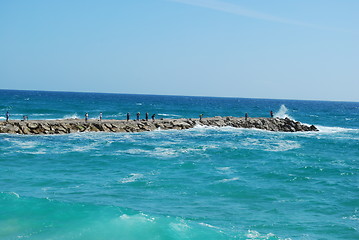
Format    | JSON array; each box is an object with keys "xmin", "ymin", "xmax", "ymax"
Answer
[{"xmin": 0, "ymin": 117, "xmax": 318, "ymax": 135}]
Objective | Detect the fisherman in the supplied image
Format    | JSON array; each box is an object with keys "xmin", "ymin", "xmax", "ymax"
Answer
[
  {"xmin": 245, "ymin": 113, "xmax": 248, "ymax": 120},
  {"xmin": 145, "ymin": 112, "xmax": 149, "ymax": 121},
  {"xmin": 151, "ymin": 114, "xmax": 156, "ymax": 121},
  {"xmin": 5, "ymin": 111, "xmax": 9, "ymax": 122},
  {"xmin": 85, "ymin": 112, "xmax": 89, "ymax": 123},
  {"xmin": 99, "ymin": 112, "xmax": 102, "ymax": 121},
  {"xmin": 126, "ymin": 112, "xmax": 130, "ymax": 121},
  {"xmin": 270, "ymin": 111, "xmax": 274, "ymax": 118},
  {"xmin": 199, "ymin": 114, "xmax": 203, "ymax": 121},
  {"xmin": 136, "ymin": 112, "xmax": 140, "ymax": 121}
]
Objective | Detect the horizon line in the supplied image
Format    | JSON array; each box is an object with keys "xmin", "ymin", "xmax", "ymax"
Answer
[{"xmin": 1, "ymin": 88, "xmax": 358, "ymax": 104}]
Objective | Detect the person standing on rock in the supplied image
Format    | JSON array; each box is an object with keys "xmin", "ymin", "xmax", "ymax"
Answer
[
  {"xmin": 151, "ymin": 114, "xmax": 156, "ymax": 121},
  {"xmin": 245, "ymin": 113, "xmax": 248, "ymax": 120},
  {"xmin": 270, "ymin": 111, "xmax": 274, "ymax": 118},
  {"xmin": 126, "ymin": 112, "xmax": 130, "ymax": 121},
  {"xmin": 85, "ymin": 112, "xmax": 89, "ymax": 123},
  {"xmin": 145, "ymin": 112, "xmax": 149, "ymax": 121},
  {"xmin": 136, "ymin": 112, "xmax": 140, "ymax": 121},
  {"xmin": 99, "ymin": 112, "xmax": 102, "ymax": 121},
  {"xmin": 199, "ymin": 114, "xmax": 203, "ymax": 121},
  {"xmin": 5, "ymin": 111, "xmax": 9, "ymax": 122}
]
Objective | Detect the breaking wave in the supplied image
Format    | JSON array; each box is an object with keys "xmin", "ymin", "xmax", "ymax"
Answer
[{"xmin": 274, "ymin": 105, "xmax": 294, "ymax": 120}]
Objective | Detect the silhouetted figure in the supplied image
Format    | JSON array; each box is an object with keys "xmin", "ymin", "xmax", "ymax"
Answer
[
  {"xmin": 270, "ymin": 111, "xmax": 274, "ymax": 118},
  {"xmin": 127, "ymin": 112, "xmax": 130, "ymax": 121},
  {"xmin": 99, "ymin": 112, "xmax": 102, "ymax": 121},
  {"xmin": 151, "ymin": 114, "xmax": 156, "ymax": 121},
  {"xmin": 136, "ymin": 112, "xmax": 140, "ymax": 121},
  {"xmin": 85, "ymin": 112, "xmax": 89, "ymax": 123},
  {"xmin": 245, "ymin": 113, "xmax": 248, "ymax": 120},
  {"xmin": 5, "ymin": 111, "xmax": 9, "ymax": 122},
  {"xmin": 199, "ymin": 114, "xmax": 203, "ymax": 121},
  {"xmin": 145, "ymin": 112, "xmax": 149, "ymax": 121}
]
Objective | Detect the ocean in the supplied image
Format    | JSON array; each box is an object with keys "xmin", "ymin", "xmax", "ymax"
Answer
[{"xmin": 0, "ymin": 89, "xmax": 358, "ymax": 240}]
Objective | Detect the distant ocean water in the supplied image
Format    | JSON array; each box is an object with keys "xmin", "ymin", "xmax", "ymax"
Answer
[{"xmin": 0, "ymin": 89, "xmax": 358, "ymax": 240}]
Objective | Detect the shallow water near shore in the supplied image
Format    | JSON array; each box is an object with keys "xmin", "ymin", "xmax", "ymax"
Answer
[{"xmin": 0, "ymin": 90, "xmax": 358, "ymax": 239}]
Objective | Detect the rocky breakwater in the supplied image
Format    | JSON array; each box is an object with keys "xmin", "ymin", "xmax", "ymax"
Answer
[{"xmin": 0, "ymin": 117, "xmax": 318, "ymax": 135}]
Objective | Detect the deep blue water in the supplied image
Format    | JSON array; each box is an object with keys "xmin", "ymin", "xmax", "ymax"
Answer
[{"xmin": 0, "ymin": 89, "xmax": 358, "ymax": 240}]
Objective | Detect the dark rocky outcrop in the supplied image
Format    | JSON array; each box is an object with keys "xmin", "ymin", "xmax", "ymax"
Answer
[{"xmin": 0, "ymin": 117, "xmax": 318, "ymax": 135}]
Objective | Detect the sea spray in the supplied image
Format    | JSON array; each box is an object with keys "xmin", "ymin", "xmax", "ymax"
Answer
[{"xmin": 274, "ymin": 105, "xmax": 294, "ymax": 120}]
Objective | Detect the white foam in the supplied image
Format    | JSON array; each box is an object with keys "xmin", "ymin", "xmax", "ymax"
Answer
[
  {"xmin": 152, "ymin": 147, "xmax": 178, "ymax": 157},
  {"xmin": 241, "ymin": 138, "xmax": 301, "ymax": 152},
  {"xmin": 198, "ymin": 222, "xmax": 220, "ymax": 229},
  {"xmin": 342, "ymin": 215, "xmax": 359, "ymax": 221},
  {"xmin": 63, "ymin": 113, "xmax": 80, "ymax": 119},
  {"xmin": 119, "ymin": 173, "xmax": 144, "ymax": 183},
  {"xmin": 316, "ymin": 125, "xmax": 357, "ymax": 133},
  {"xmin": 31, "ymin": 114, "xmax": 52, "ymax": 116},
  {"xmin": 119, "ymin": 147, "xmax": 179, "ymax": 158},
  {"xmin": 7, "ymin": 140, "xmax": 38, "ymax": 149},
  {"xmin": 118, "ymin": 213, "xmax": 154, "ymax": 223},
  {"xmin": 9, "ymin": 192, "xmax": 20, "ymax": 198},
  {"xmin": 216, "ymin": 167, "xmax": 235, "ymax": 174},
  {"xmin": 219, "ymin": 177, "xmax": 239, "ymax": 183},
  {"xmin": 25, "ymin": 150, "xmax": 47, "ymax": 155},
  {"xmin": 246, "ymin": 230, "xmax": 278, "ymax": 239},
  {"xmin": 121, "ymin": 148, "xmax": 149, "ymax": 155},
  {"xmin": 170, "ymin": 221, "xmax": 190, "ymax": 233},
  {"xmin": 274, "ymin": 104, "xmax": 295, "ymax": 120},
  {"xmin": 71, "ymin": 143, "xmax": 99, "ymax": 152},
  {"xmin": 158, "ymin": 113, "xmax": 182, "ymax": 117},
  {"xmin": 266, "ymin": 140, "xmax": 301, "ymax": 152}
]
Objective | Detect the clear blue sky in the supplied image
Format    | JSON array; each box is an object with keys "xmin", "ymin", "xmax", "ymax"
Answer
[{"xmin": 1, "ymin": 0, "xmax": 358, "ymax": 101}]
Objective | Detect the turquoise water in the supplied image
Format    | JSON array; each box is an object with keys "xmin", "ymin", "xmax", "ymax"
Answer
[{"xmin": 0, "ymin": 90, "xmax": 358, "ymax": 240}]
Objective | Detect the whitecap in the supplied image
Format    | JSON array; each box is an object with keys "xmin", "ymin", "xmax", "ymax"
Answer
[
  {"xmin": 198, "ymin": 222, "xmax": 220, "ymax": 229},
  {"xmin": 71, "ymin": 143, "xmax": 99, "ymax": 152},
  {"xmin": 63, "ymin": 113, "xmax": 80, "ymax": 119},
  {"xmin": 315, "ymin": 125, "xmax": 357, "ymax": 133},
  {"xmin": 26, "ymin": 150, "xmax": 47, "ymax": 155},
  {"xmin": 265, "ymin": 140, "xmax": 301, "ymax": 152},
  {"xmin": 218, "ymin": 177, "xmax": 239, "ymax": 183},
  {"xmin": 158, "ymin": 113, "xmax": 182, "ymax": 117},
  {"xmin": 120, "ymin": 148, "xmax": 149, "ymax": 155},
  {"xmin": 31, "ymin": 114, "xmax": 52, "ymax": 116},
  {"xmin": 118, "ymin": 213, "xmax": 154, "ymax": 223},
  {"xmin": 152, "ymin": 147, "xmax": 178, "ymax": 157},
  {"xmin": 7, "ymin": 140, "xmax": 39, "ymax": 149},
  {"xmin": 216, "ymin": 167, "xmax": 235, "ymax": 174},
  {"xmin": 246, "ymin": 230, "xmax": 277, "ymax": 239},
  {"xmin": 119, "ymin": 173, "xmax": 144, "ymax": 184},
  {"xmin": 241, "ymin": 138, "xmax": 301, "ymax": 152},
  {"xmin": 9, "ymin": 192, "xmax": 20, "ymax": 198},
  {"xmin": 170, "ymin": 221, "xmax": 191, "ymax": 233}
]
